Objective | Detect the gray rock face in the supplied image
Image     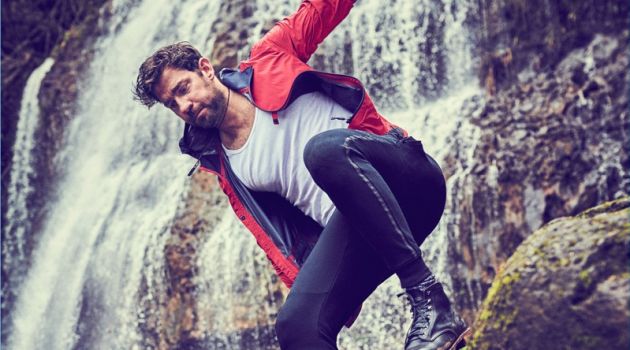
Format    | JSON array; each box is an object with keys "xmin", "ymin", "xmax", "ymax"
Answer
[
  {"xmin": 442, "ymin": 32, "xmax": 629, "ymax": 323},
  {"xmin": 153, "ymin": 172, "xmax": 227, "ymax": 349},
  {"xmin": 469, "ymin": 197, "xmax": 630, "ymax": 350},
  {"xmin": 476, "ymin": 0, "xmax": 629, "ymax": 91}
]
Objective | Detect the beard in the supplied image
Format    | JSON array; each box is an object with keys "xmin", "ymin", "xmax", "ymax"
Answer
[{"xmin": 191, "ymin": 87, "xmax": 228, "ymax": 129}]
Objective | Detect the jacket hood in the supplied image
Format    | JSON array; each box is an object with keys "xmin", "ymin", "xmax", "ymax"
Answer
[{"xmin": 179, "ymin": 123, "xmax": 219, "ymax": 158}]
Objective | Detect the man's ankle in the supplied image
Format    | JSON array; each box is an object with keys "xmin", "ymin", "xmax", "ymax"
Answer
[
  {"xmin": 413, "ymin": 273, "xmax": 437, "ymax": 290},
  {"xmin": 397, "ymin": 257, "xmax": 432, "ymax": 288}
]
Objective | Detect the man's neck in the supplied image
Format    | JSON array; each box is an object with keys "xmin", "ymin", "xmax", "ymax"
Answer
[{"xmin": 219, "ymin": 88, "xmax": 256, "ymax": 150}]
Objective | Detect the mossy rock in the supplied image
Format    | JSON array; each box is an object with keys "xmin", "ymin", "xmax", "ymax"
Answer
[{"xmin": 470, "ymin": 197, "xmax": 630, "ymax": 350}]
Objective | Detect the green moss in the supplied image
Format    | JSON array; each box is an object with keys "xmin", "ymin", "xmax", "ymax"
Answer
[
  {"xmin": 500, "ymin": 271, "xmax": 520, "ymax": 285},
  {"xmin": 577, "ymin": 197, "xmax": 630, "ymax": 218},
  {"xmin": 532, "ymin": 246, "xmax": 544, "ymax": 255},
  {"xmin": 471, "ymin": 269, "xmax": 523, "ymax": 348},
  {"xmin": 478, "ymin": 308, "xmax": 492, "ymax": 322},
  {"xmin": 471, "ymin": 198, "xmax": 630, "ymax": 350}
]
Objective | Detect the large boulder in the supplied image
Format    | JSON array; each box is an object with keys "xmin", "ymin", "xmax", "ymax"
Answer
[{"xmin": 469, "ymin": 197, "xmax": 630, "ymax": 350}]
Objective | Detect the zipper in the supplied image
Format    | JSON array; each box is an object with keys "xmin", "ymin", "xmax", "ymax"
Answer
[
  {"xmin": 310, "ymin": 70, "xmax": 366, "ymax": 123},
  {"xmin": 187, "ymin": 159, "xmax": 201, "ymax": 176},
  {"xmin": 186, "ymin": 149, "xmax": 217, "ymax": 177}
]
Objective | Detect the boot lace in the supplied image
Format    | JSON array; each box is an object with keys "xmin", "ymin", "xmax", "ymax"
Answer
[{"xmin": 398, "ymin": 291, "xmax": 432, "ymax": 339}]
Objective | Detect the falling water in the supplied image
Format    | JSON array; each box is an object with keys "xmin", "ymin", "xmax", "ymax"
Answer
[
  {"xmin": 2, "ymin": 59, "xmax": 56, "ymax": 335},
  {"xmin": 4, "ymin": 0, "xmax": 482, "ymax": 349},
  {"xmin": 3, "ymin": 58, "xmax": 55, "ymax": 278},
  {"xmin": 194, "ymin": 208, "xmax": 285, "ymax": 349}
]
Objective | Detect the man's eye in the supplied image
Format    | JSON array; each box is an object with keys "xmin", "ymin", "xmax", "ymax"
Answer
[{"xmin": 177, "ymin": 84, "xmax": 188, "ymax": 95}]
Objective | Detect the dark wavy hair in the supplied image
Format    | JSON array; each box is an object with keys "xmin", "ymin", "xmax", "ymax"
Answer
[{"xmin": 133, "ymin": 42, "xmax": 202, "ymax": 108}]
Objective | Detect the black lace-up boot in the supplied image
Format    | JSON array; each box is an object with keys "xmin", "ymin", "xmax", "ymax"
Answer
[{"xmin": 401, "ymin": 276, "xmax": 470, "ymax": 350}]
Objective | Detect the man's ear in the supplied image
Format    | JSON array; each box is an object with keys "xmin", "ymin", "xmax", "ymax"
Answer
[{"xmin": 198, "ymin": 57, "xmax": 215, "ymax": 79}]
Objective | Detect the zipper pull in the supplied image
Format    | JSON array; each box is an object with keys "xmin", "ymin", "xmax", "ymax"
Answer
[
  {"xmin": 187, "ymin": 159, "xmax": 201, "ymax": 177},
  {"xmin": 272, "ymin": 111, "xmax": 279, "ymax": 125}
]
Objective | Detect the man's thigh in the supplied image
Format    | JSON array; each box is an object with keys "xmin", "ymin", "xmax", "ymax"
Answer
[
  {"xmin": 307, "ymin": 127, "xmax": 447, "ymax": 244},
  {"xmin": 345, "ymin": 128, "xmax": 446, "ymax": 244},
  {"xmin": 285, "ymin": 210, "xmax": 394, "ymax": 335}
]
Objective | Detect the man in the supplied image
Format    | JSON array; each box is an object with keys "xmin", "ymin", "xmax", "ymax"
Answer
[{"xmin": 133, "ymin": 0, "xmax": 469, "ymax": 349}]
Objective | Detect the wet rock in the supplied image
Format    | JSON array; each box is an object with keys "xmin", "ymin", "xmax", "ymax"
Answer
[
  {"xmin": 469, "ymin": 197, "xmax": 630, "ymax": 350},
  {"xmin": 147, "ymin": 172, "xmax": 226, "ymax": 350},
  {"xmin": 209, "ymin": 0, "xmax": 261, "ymax": 69}
]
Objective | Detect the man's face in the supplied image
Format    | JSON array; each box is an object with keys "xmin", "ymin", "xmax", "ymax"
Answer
[{"xmin": 154, "ymin": 58, "xmax": 226, "ymax": 129}]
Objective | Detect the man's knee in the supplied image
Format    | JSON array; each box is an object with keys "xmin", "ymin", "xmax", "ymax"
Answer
[{"xmin": 304, "ymin": 130, "xmax": 351, "ymax": 186}]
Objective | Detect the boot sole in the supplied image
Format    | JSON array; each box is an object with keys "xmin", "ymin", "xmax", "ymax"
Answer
[{"xmin": 445, "ymin": 327, "xmax": 472, "ymax": 350}]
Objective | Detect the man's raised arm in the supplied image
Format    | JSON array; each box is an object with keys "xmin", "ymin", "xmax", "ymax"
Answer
[{"xmin": 255, "ymin": 0, "xmax": 356, "ymax": 63}]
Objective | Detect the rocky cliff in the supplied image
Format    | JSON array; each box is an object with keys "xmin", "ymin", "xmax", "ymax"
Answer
[
  {"xmin": 469, "ymin": 197, "xmax": 630, "ymax": 350},
  {"xmin": 443, "ymin": 31, "xmax": 629, "ymax": 323},
  {"xmin": 476, "ymin": 0, "xmax": 628, "ymax": 93}
]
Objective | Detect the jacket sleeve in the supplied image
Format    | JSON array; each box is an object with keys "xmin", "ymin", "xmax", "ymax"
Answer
[{"xmin": 255, "ymin": 0, "xmax": 355, "ymax": 63}]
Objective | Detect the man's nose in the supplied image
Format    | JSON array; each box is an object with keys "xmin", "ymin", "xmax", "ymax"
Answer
[{"xmin": 175, "ymin": 97, "xmax": 192, "ymax": 117}]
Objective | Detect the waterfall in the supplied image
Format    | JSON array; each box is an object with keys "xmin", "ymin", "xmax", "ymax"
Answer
[
  {"xmin": 2, "ymin": 58, "xmax": 55, "ymax": 319},
  {"xmin": 4, "ymin": 0, "xmax": 482, "ymax": 349},
  {"xmin": 6, "ymin": 0, "xmax": 220, "ymax": 349}
]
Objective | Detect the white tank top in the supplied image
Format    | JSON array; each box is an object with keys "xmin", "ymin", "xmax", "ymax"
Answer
[{"xmin": 223, "ymin": 92, "xmax": 351, "ymax": 226}]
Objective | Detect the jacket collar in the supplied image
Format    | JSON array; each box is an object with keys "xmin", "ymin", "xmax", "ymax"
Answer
[{"xmin": 219, "ymin": 66, "xmax": 253, "ymax": 92}]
